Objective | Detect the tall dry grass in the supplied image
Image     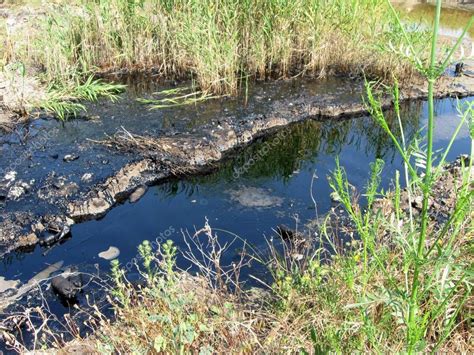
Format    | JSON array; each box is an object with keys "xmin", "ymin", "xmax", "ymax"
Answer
[{"xmin": 13, "ymin": 0, "xmax": 419, "ymax": 95}]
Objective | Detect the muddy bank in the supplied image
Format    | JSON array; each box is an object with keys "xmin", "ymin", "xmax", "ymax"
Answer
[{"xmin": 0, "ymin": 70, "xmax": 474, "ymax": 256}]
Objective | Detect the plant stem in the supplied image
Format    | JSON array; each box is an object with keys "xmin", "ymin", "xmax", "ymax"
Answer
[{"xmin": 407, "ymin": 0, "xmax": 441, "ymax": 351}]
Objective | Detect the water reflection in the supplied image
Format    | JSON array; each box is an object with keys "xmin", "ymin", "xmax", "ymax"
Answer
[
  {"xmin": 159, "ymin": 101, "xmax": 423, "ymax": 197},
  {"xmin": 397, "ymin": 2, "xmax": 474, "ymax": 39}
]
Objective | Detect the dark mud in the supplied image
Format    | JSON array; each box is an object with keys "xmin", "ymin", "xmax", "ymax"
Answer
[{"xmin": 1, "ymin": 68, "xmax": 474, "ymax": 257}]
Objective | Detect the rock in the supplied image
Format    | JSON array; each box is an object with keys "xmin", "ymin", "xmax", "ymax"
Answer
[
  {"xmin": 291, "ymin": 253, "xmax": 304, "ymax": 260},
  {"xmin": 61, "ymin": 182, "xmax": 79, "ymax": 196},
  {"xmin": 81, "ymin": 173, "xmax": 93, "ymax": 183},
  {"xmin": 412, "ymin": 196, "xmax": 434, "ymax": 210},
  {"xmin": 51, "ymin": 276, "xmax": 79, "ymax": 299},
  {"xmin": 63, "ymin": 154, "xmax": 79, "ymax": 162},
  {"xmin": 32, "ymin": 222, "xmax": 45, "ymax": 233},
  {"xmin": 129, "ymin": 185, "xmax": 147, "ymax": 203},
  {"xmin": 65, "ymin": 217, "xmax": 75, "ymax": 226},
  {"xmin": 4, "ymin": 171, "xmax": 16, "ymax": 182},
  {"xmin": 7, "ymin": 183, "xmax": 27, "ymax": 200},
  {"xmin": 412, "ymin": 195, "xmax": 423, "ymax": 209},
  {"xmin": 98, "ymin": 246, "xmax": 120, "ymax": 260}
]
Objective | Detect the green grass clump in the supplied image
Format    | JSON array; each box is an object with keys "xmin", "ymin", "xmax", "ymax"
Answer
[{"xmin": 38, "ymin": 76, "xmax": 126, "ymax": 120}]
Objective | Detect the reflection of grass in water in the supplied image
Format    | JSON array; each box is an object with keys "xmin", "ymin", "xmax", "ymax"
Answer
[
  {"xmin": 225, "ymin": 102, "xmax": 422, "ymax": 182},
  {"xmin": 398, "ymin": 4, "xmax": 474, "ymax": 38},
  {"xmin": 157, "ymin": 101, "xmax": 423, "ymax": 199}
]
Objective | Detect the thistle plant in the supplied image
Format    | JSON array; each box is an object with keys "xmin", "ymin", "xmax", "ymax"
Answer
[{"xmin": 358, "ymin": 1, "xmax": 474, "ymax": 352}]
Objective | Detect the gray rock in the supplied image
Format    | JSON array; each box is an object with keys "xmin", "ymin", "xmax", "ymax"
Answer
[
  {"xmin": 51, "ymin": 276, "xmax": 79, "ymax": 299},
  {"xmin": 81, "ymin": 173, "xmax": 93, "ymax": 183},
  {"xmin": 63, "ymin": 154, "xmax": 79, "ymax": 162}
]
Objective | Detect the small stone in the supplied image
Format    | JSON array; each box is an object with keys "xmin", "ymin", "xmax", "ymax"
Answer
[
  {"xmin": 33, "ymin": 222, "xmax": 45, "ymax": 233},
  {"xmin": 412, "ymin": 196, "xmax": 434, "ymax": 210},
  {"xmin": 81, "ymin": 173, "xmax": 93, "ymax": 183},
  {"xmin": 291, "ymin": 253, "xmax": 304, "ymax": 261},
  {"xmin": 62, "ymin": 183, "xmax": 79, "ymax": 196},
  {"xmin": 98, "ymin": 246, "xmax": 120, "ymax": 260},
  {"xmin": 65, "ymin": 217, "xmax": 75, "ymax": 226},
  {"xmin": 129, "ymin": 185, "xmax": 147, "ymax": 203},
  {"xmin": 63, "ymin": 154, "xmax": 79, "ymax": 162},
  {"xmin": 4, "ymin": 171, "xmax": 16, "ymax": 182},
  {"xmin": 8, "ymin": 184, "xmax": 27, "ymax": 200}
]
